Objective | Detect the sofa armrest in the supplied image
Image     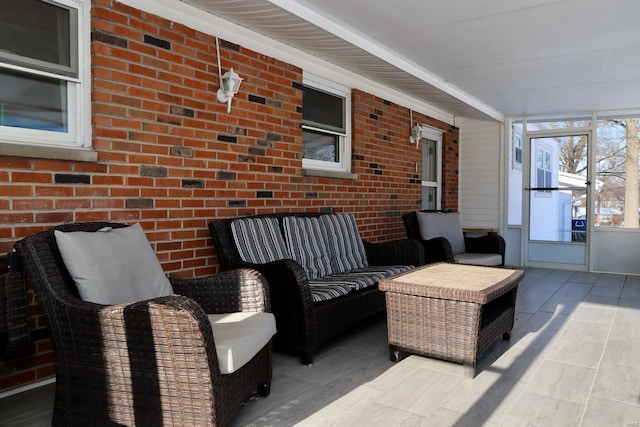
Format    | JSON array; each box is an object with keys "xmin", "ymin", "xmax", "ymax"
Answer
[
  {"xmin": 220, "ymin": 258, "xmax": 317, "ymax": 354},
  {"xmin": 363, "ymin": 238, "xmax": 425, "ymax": 266}
]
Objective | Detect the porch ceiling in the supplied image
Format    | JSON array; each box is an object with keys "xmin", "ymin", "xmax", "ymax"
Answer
[{"xmin": 182, "ymin": 0, "xmax": 640, "ymax": 122}]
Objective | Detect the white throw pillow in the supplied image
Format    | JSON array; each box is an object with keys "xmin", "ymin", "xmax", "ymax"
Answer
[
  {"xmin": 416, "ymin": 212, "xmax": 466, "ymax": 255},
  {"xmin": 54, "ymin": 223, "xmax": 173, "ymax": 305}
]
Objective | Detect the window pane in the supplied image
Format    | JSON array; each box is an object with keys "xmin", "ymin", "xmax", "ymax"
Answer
[
  {"xmin": 302, "ymin": 86, "xmax": 344, "ymax": 132},
  {"xmin": 0, "ymin": 0, "xmax": 73, "ymax": 73},
  {"xmin": 421, "ymin": 186, "xmax": 437, "ymax": 210},
  {"xmin": 536, "ymin": 148, "xmax": 543, "ymax": 168},
  {"xmin": 422, "ymin": 138, "xmax": 437, "ymax": 182},
  {"xmin": 0, "ymin": 68, "xmax": 68, "ymax": 132},
  {"xmin": 537, "ymin": 169, "xmax": 545, "ymax": 189},
  {"xmin": 303, "ymin": 129, "xmax": 338, "ymax": 162},
  {"xmin": 515, "ymin": 147, "xmax": 522, "ymax": 163},
  {"xmin": 595, "ymin": 117, "xmax": 640, "ymax": 228}
]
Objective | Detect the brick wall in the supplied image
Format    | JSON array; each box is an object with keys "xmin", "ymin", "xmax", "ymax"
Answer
[{"xmin": 0, "ymin": 0, "xmax": 459, "ymax": 393}]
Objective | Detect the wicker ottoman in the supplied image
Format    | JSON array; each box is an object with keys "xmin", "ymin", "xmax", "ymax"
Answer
[{"xmin": 379, "ymin": 263, "xmax": 523, "ymax": 377}]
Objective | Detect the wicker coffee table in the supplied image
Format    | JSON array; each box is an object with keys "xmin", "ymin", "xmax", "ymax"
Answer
[{"xmin": 379, "ymin": 263, "xmax": 523, "ymax": 377}]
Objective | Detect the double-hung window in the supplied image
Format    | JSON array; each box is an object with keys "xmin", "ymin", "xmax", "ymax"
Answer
[
  {"xmin": 301, "ymin": 74, "xmax": 351, "ymax": 173},
  {"xmin": 513, "ymin": 134, "xmax": 522, "ymax": 168},
  {"xmin": 0, "ymin": 0, "xmax": 90, "ymax": 155},
  {"xmin": 535, "ymin": 146, "xmax": 552, "ymax": 193}
]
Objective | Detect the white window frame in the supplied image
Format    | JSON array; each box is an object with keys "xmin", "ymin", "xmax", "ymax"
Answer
[
  {"xmin": 535, "ymin": 145, "xmax": 553, "ymax": 195},
  {"xmin": 301, "ymin": 73, "xmax": 351, "ymax": 173},
  {"xmin": 420, "ymin": 125, "xmax": 443, "ymax": 210},
  {"xmin": 0, "ymin": 0, "xmax": 91, "ymax": 155},
  {"xmin": 513, "ymin": 133, "xmax": 523, "ymax": 168}
]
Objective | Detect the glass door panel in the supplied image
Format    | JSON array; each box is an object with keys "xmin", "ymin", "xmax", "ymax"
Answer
[{"xmin": 527, "ymin": 134, "xmax": 589, "ymax": 268}]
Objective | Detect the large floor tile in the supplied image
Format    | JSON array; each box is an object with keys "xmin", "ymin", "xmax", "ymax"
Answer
[
  {"xmin": 442, "ymin": 371, "xmax": 527, "ymax": 423},
  {"xmin": 502, "ymin": 392, "xmax": 585, "ymax": 427},
  {"xmin": 374, "ymin": 369, "xmax": 464, "ymax": 417},
  {"xmin": 600, "ymin": 339, "xmax": 640, "ymax": 367},
  {"xmin": 559, "ymin": 319, "xmax": 611, "ymax": 344},
  {"xmin": 420, "ymin": 407, "xmax": 501, "ymax": 427},
  {"xmin": 524, "ymin": 360, "xmax": 596, "ymax": 404},
  {"xmin": 591, "ymin": 363, "xmax": 640, "ymax": 405},
  {"xmin": 546, "ymin": 338, "xmax": 605, "ymax": 368},
  {"xmin": 582, "ymin": 396, "xmax": 640, "ymax": 427}
]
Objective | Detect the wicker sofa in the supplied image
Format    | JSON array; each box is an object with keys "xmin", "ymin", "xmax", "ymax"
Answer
[{"xmin": 209, "ymin": 212, "xmax": 424, "ymax": 364}]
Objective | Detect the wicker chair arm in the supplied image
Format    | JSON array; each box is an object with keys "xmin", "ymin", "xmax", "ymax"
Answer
[
  {"xmin": 171, "ymin": 268, "xmax": 271, "ymax": 314},
  {"xmin": 363, "ymin": 238, "xmax": 425, "ymax": 266},
  {"xmin": 464, "ymin": 233, "xmax": 506, "ymax": 259},
  {"xmin": 64, "ymin": 294, "xmax": 220, "ymax": 373},
  {"xmin": 422, "ymin": 236, "xmax": 455, "ymax": 263}
]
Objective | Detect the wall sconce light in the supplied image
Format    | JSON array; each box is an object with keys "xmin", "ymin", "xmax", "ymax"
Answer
[
  {"xmin": 410, "ymin": 125, "xmax": 423, "ymax": 144},
  {"xmin": 216, "ymin": 37, "xmax": 243, "ymax": 113},
  {"xmin": 409, "ymin": 109, "xmax": 422, "ymax": 148},
  {"xmin": 216, "ymin": 68, "xmax": 243, "ymax": 113}
]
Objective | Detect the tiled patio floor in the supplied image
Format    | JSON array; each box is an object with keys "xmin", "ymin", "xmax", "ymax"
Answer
[{"xmin": 2, "ymin": 267, "xmax": 640, "ymax": 426}]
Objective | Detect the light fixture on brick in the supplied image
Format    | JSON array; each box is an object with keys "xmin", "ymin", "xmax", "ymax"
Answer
[
  {"xmin": 409, "ymin": 109, "xmax": 423, "ymax": 148},
  {"xmin": 216, "ymin": 38, "xmax": 243, "ymax": 113}
]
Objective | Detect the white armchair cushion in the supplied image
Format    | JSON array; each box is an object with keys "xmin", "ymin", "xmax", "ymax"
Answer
[
  {"xmin": 416, "ymin": 212, "xmax": 466, "ymax": 255},
  {"xmin": 208, "ymin": 312, "xmax": 277, "ymax": 374},
  {"xmin": 54, "ymin": 223, "xmax": 173, "ymax": 305}
]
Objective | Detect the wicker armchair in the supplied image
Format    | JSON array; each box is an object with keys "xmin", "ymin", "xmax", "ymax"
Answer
[
  {"xmin": 403, "ymin": 210, "xmax": 505, "ymax": 266},
  {"xmin": 14, "ymin": 222, "xmax": 273, "ymax": 427}
]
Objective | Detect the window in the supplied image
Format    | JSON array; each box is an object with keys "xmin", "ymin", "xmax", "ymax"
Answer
[
  {"xmin": 513, "ymin": 134, "xmax": 522, "ymax": 167},
  {"xmin": 595, "ymin": 116, "xmax": 640, "ymax": 228},
  {"xmin": 535, "ymin": 146, "xmax": 552, "ymax": 193},
  {"xmin": 0, "ymin": 0, "xmax": 90, "ymax": 153},
  {"xmin": 420, "ymin": 127, "xmax": 443, "ymax": 210},
  {"xmin": 302, "ymin": 74, "xmax": 351, "ymax": 172}
]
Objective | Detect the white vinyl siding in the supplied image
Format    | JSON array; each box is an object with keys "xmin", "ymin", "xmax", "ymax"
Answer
[{"xmin": 458, "ymin": 117, "xmax": 502, "ymax": 230}]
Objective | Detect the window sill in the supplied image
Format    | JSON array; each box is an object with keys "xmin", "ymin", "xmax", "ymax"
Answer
[
  {"xmin": 302, "ymin": 168, "xmax": 358, "ymax": 180},
  {"xmin": 0, "ymin": 144, "xmax": 98, "ymax": 163}
]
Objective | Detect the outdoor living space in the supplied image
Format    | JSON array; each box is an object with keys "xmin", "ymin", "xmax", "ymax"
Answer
[
  {"xmin": 2, "ymin": 267, "xmax": 640, "ymax": 427},
  {"xmin": 4, "ymin": 1, "xmax": 640, "ymax": 425}
]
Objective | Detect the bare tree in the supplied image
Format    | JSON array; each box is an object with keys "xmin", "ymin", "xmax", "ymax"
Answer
[{"xmin": 624, "ymin": 118, "xmax": 639, "ymax": 227}]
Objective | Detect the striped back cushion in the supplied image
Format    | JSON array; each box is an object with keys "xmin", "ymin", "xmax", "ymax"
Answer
[
  {"xmin": 320, "ymin": 213, "xmax": 368, "ymax": 273},
  {"xmin": 283, "ymin": 216, "xmax": 335, "ymax": 279},
  {"xmin": 230, "ymin": 217, "xmax": 290, "ymax": 264}
]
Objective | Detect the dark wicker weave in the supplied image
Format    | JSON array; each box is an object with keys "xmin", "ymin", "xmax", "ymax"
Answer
[
  {"xmin": 379, "ymin": 263, "xmax": 523, "ymax": 377},
  {"xmin": 14, "ymin": 222, "xmax": 273, "ymax": 427},
  {"xmin": 402, "ymin": 210, "xmax": 506, "ymax": 265},
  {"xmin": 209, "ymin": 212, "xmax": 424, "ymax": 364}
]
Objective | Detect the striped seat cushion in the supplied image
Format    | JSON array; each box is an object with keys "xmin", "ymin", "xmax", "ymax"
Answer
[
  {"xmin": 283, "ymin": 216, "xmax": 335, "ymax": 279},
  {"xmin": 307, "ymin": 265, "xmax": 414, "ymax": 302},
  {"xmin": 230, "ymin": 217, "xmax": 290, "ymax": 264},
  {"xmin": 307, "ymin": 280, "xmax": 353, "ymax": 303},
  {"xmin": 323, "ymin": 265, "xmax": 415, "ymax": 292},
  {"xmin": 320, "ymin": 213, "xmax": 368, "ymax": 273}
]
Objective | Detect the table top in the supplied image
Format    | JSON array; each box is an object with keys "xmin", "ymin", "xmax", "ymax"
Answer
[{"xmin": 378, "ymin": 263, "xmax": 524, "ymax": 304}]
